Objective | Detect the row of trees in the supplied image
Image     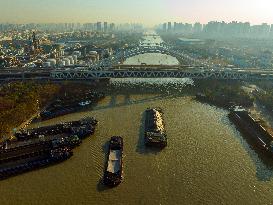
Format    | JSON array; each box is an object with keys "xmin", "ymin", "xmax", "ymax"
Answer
[
  {"xmin": 255, "ymin": 90, "xmax": 273, "ymax": 112},
  {"xmin": 0, "ymin": 81, "xmax": 101, "ymax": 141},
  {"xmin": 195, "ymin": 80, "xmax": 254, "ymax": 108},
  {"xmin": 0, "ymin": 82, "xmax": 60, "ymax": 140}
]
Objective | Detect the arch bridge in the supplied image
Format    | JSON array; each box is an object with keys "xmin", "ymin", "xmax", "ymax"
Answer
[
  {"xmin": 1, "ymin": 44, "xmax": 273, "ymax": 81},
  {"xmin": 92, "ymin": 44, "xmax": 203, "ymax": 70}
]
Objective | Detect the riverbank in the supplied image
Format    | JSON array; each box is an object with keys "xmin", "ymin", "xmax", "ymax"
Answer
[
  {"xmin": 2, "ymin": 88, "xmax": 271, "ymax": 204},
  {"xmin": 0, "ymin": 81, "xmax": 104, "ymax": 142},
  {"xmin": 0, "ymin": 117, "xmax": 98, "ymax": 180},
  {"xmin": 193, "ymin": 79, "xmax": 254, "ymax": 109},
  {"xmin": 191, "ymin": 79, "xmax": 273, "ymax": 138},
  {"xmin": 0, "ymin": 82, "xmax": 60, "ymax": 141}
]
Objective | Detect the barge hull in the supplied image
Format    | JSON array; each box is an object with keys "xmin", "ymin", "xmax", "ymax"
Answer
[
  {"xmin": 229, "ymin": 111, "xmax": 273, "ymax": 155},
  {"xmin": 103, "ymin": 136, "xmax": 123, "ymax": 187}
]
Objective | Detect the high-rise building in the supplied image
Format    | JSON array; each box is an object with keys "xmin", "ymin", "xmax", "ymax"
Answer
[
  {"xmin": 270, "ymin": 25, "xmax": 273, "ymax": 36},
  {"xmin": 97, "ymin": 22, "xmax": 102, "ymax": 31},
  {"xmin": 104, "ymin": 22, "xmax": 108, "ymax": 32},
  {"xmin": 167, "ymin": 22, "xmax": 172, "ymax": 32},
  {"xmin": 261, "ymin": 23, "xmax": 270, "ymax": 36},
  {"xmin": 162, "ymin": 23, "xmax": 167, "ymax": 32},
  {"xmin": 193, "ymin": 23, "xmax": 202, "ymax": 33},
  {"xmin": 32, "ymin": 32, "xmax": 39, "ymax": 50},
  {"xmin": 185, "ymin": 23, "xmax": 193, "ymax": 33},
  {"xmin": 174, "ymin": 22, "xmax": 177, "ymax": 31},
  {"xmin": 84, "ymin": 23, "xmax": 94, "ymax": 30},
  {"xmin": 110, "ymin": 23, "xmax": 115, "ymax": 31}
]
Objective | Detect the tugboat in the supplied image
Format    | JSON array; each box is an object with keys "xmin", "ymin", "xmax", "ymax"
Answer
[
  {"xmin": 103, "ymin": 136, "xmax": 123, "ymax": 187},
  {"xmin": 144, "ymin": 108, "xmax": 167, "ymax": 148}
]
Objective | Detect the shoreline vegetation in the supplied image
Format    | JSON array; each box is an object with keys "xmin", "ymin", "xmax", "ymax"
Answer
[
  {"xmin": 1, "ymin": 79, "xmax": 273, "ymax": 142},
  {"xmin": 255, "ymin": 93, "xmax": 273, "ymax": 111},
  {"xmin": 192, "ymin": 79, "xmax": 273, "ymax": 136},
  {"xmin": 0, "ymin": 81, "xmax": 101, "ymax": 141},
  {"xmin": 193, "ymin": 79, "xmax": 254, "ymax": 109},
  {"xmin": 0, "ymin": 82, "xmax": 60, "ymax": 141}
]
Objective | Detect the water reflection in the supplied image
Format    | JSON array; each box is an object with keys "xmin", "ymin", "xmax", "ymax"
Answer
[
  {"xmin": 105, "ymin": 77, "xmax": 273, "ymax": 182},
  {"xmin": 1, "ymin": 34, "xmax": 273, "ymax": 205},
  {"xmin": 94, "ymin": 94, "xmax": 178, "ymax": 111},
  {"xmin": 124, "ymin": 53, "xmax": 179, "ymax": 65}
]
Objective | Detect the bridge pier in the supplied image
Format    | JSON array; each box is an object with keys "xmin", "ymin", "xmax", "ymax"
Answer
[
  {"xmin": 124, "ymin": 94, "xmax": 131, "ymax": 105},
  {"xmin": 109, "ymin": 95, "xmax": 117, "ymax": 107}
]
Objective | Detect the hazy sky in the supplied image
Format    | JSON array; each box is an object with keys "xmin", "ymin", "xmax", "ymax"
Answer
[{"xmin": 1, "ymin": 0, "xmax": 273, "ymax": 25}]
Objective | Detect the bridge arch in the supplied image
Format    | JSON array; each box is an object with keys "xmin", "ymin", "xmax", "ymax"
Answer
[{"xmin": 93, "ymin": 45, "xmax": 185, "ymax": 70}]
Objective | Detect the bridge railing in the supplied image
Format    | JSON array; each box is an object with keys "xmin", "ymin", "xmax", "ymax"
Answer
[{"xmin": 49, "ymin": 69, "xmax": 273, "ymax": 80}]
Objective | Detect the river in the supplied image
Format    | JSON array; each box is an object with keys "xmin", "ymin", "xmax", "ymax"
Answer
[{"xmin": 0, "ymin": 32, "xmax": 273, "ymax": 205}]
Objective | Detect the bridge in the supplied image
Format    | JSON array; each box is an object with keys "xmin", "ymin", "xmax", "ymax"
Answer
[
  {"xmin": 1, "ymin": 67, "xmax": 273, "ymax": 81},
  {"xmin": 91, "ymin": 44, "xmax": 204, "ymax": 70},
  {"xmin": 49, "ymin": 69, "xmax": 273, "ymax": 80},
  {"xmin": 1, "ymin": 44, "xmax": 273, "ymax": 81}
]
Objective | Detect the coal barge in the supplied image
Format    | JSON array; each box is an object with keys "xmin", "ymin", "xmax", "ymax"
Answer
[
  {"xmin": 0, "ymin": 140, "xmax": 73, "ymax": 180},
  {"xmin": 0, "ymin": 117, "xmax": 98, "ymax": 180},
  {"xmin": 15, "ymin": 117, "xmax": 98, "ymax": 142},
  {"xmin": 144, "ymin": 108, "xmax": 167, "ymax": 148},
  {"xmin": 103, "ymin": 136, "xmax": 123, "ymax": 187},
  {"xmin": 229, "ymin": 107, "xmax": 273, "ymax": 155},
  {"xmin": 40, "ymin": 91, "xmax": 104, "ymax": 120}
]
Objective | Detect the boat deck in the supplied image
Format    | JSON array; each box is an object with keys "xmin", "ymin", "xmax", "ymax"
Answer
[{"xmin": 107, "ymin": 150, "xmax": 121, "ymax": 173}]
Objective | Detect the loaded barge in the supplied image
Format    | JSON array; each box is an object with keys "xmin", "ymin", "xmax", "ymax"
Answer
[
  {"xmin": 40, "ymin": 91, "xmax": 104, "ymax": 120},
  {"xmin": 15, "ymin": 117, "xmax": 98, "ymax": 142},
  {"xmin": 229, "ymin": 107, "xmax": 273, "ymax": 155},
  {"xmin": 0, "ymin": 140, "xmax": 73, "ymax": 180},
  {"xmin": 144, "ymin": 108, "xmax": 167, "ymax": 148},
  {"xmin": 0, "ymin": 117, "xmax": 98, "ymax": 180},
  {"xmin": 103, "ymin": 136, "xmax": 123, "ymax": 187}
]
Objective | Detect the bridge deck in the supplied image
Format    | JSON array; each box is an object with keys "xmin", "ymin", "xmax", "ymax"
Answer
[
  {"xmin": 1, "ymin": 45, "xmax": 273, "ymax": 81},
  {"xmin": 1, "ymin": 68, "xmax": 273, "ymax": 81},
  {"xmin": 49, "ymin": 69, "xmax": 273, "ymax": 80}
]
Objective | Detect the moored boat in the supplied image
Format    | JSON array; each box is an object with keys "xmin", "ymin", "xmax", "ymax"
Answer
[
  {"xmin": 15, "ymin": 117, "xmax": 98, "ymax": 141},
  {"xmin": 0, "ymin": 117, "xmax": 98, "ymax": 180},
  {"xmin": 0, "ymin": 147, "xmax": 72, "ymax": 180},
  {"xmin": 229, "ymin": 106, "xmax": 273, "ymax": 155},
  {"xmin": 40, "ymin": 92, "xmax": 104, "ymax": 120}
]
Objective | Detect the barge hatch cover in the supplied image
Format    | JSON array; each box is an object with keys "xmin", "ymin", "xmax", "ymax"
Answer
[{"xmin": 107, "ymin": 150, "xmax": 121, "ymax": 173}]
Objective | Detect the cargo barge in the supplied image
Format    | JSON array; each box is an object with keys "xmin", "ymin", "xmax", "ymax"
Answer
[
  {"xmin": 0, "ymin": 140, "xmax": 73, "ymax": 180},
  {"xmin": 103, "ymin": 136, "xmax": 123, "ymax": 187},
  {"xmin": 15, "ymin": 117, "xmax": 98, "ymax": 141},
  {"xmin": 144, "ymin": 108, "xmax": 167, "ymax": 148},
  {"xmin": 229, "ymin": 107, "xmax": 273, "ymax": 155},
  {"xmin": 40, "ymin": 91, "xmax": 104, "ymax": 120},
  {"xmin": 0, "ymin": 117, "xmax": 98, "ymax": 180}
]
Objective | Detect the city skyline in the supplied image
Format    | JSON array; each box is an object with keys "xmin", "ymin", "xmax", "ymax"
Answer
[{"xmin": 1, "ymin": 0, "xmax": 273, "ymax": 26}]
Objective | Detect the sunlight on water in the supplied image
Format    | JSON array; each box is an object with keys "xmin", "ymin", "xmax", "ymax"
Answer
[
  {"xmin": 124, "ymin": 53, "xmax": 179, "ymax": 65},
  {"xmin": 0, "ymin": 32, "xmax": 273, "ymax": 205},
  {"xmin": 110, "ymin": 78, "xmax": 194, "ymax": 93}
]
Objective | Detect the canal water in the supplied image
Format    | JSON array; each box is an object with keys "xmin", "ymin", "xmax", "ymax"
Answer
[{"xmin": 1, "ymin": 33, "xmax": 273, "ymax": 205}]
